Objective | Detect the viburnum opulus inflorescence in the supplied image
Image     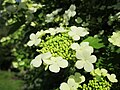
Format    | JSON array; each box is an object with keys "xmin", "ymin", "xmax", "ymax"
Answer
[
  {"xmin": 27, "ymin": 26, "xmax": 90, "ymax": 73},
  {"xmin": 26, "ymin": 4, "xmax": 118, "ymax": 90}
]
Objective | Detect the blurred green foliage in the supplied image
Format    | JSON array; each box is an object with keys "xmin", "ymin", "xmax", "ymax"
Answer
[{"xmin": 0, "ymin": 71, "xmax": 23, "ymax": 90}]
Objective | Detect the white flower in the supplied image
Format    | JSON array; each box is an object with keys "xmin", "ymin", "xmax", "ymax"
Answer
[
  {"xmin": 47, "ymin": 57, "xmax": 68, "ymax": 73},
  {"xmin": 75, "ymin": 50, "xmax": 97, "ymax": 72},
  {"xmin": 107, "ymin": 74, "xmax": 118, "ymax": 83},
  {"xmin": 69, "ymin": 72, "xmax": 85, "ymax": 84},
  {"xmin": 60, "ymin": 78, "xmax": 79, "ymax": 90},
  {"xmin": 101, "ymin": 68, "xmax": 108, "ymax": 76},
  {"xmin": 36, "ymin": 30, "xmax": 45, "ymax": 38},
  {"xmin": 45, "ymin": 27, "xmax": 67, "ymax": 36},
  {"xmin": 68, "ymin": 26, "xmax": 89, "ymax": 41},
  {"xmin": 45, "ymin": 9, "xmax": 62, "ymax": 23},
  {"xmin": 71, "ymin": 42, "xmax": 93, "ymax": 55},
  {"xmin": 42, "ymin": 52, "xmax": 52, "ymax": 65},
  {"xmin": 52, "ymin": 8, "xmax": 62, "ymax": 15},
  {"xmin": 30, "ymin": 54, "xmax": 42, "ymax": 67},
  {"xmin": 27, "ymin": 32, "xmax": 41, "ymax": 46},
  {"xmin": 30, "ymin": 52, "xmax": 52, "ymax": 68},
  {"xmin": 91, "ymin": 68, "xmax": 108, "ymax": 77},
  {"xmin": 56, "ymin": 27, "xmax": 67, "ymax": 33},
  {"xmin": 45, "ymin": 28, "xmax": 57, "ymax": 35},
  {"xmin": 71, "ymin": 43, "xmax": 80, "ymax": 50},
  {"xmin": 65, "ymin": 5, "xmax": 76, "ymax": 18},
  {"xmin": 108, "ymin": 31, "xmax": 120, "ymax": 47},
  {"xmin": 45, "ymin": 14, "xmax": 54, "ymax": 23}
]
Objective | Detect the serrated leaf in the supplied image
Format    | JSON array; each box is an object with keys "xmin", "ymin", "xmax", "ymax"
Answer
[{"xmin": 83, "ymin": 36, "xmax": 105, "ymax": 49}]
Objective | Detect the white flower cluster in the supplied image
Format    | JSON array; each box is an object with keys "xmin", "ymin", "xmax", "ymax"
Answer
[
  {"xmin": 108, "ymin": 31, "xmax": 120, "ymax": 47},
  {"xmin": 71, "ymin": 42, "xmax": 97, "ymax": 72},
  {"xmin": 68, "ymin": 26, "xmax": 89, "ymax": 41},
  {"xmin": 31, "ymin": 52, "xmax": 68, "ymax": 73},
  {"xmin": 91, "ymin": 68, "xmax": 118, "ymax": 83},
  {"xmin": 45, "ymin": 9, "xmax": 62, "ymax": 23},
  {"xmin": 26, "ymin": 4, "xmax": 118, "ymax": 90}
]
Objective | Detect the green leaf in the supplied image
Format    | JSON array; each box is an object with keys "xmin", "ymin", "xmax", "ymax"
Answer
[{"xmin": 83, "ymin": 36, "xmax": 105, "ymax": 49}]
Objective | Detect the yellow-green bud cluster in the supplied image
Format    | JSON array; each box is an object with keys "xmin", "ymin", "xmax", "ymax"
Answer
[
  {"xmin": 39, "ymin": 33, "xmax": 76, "ymax": 60},
  {"xmin": 82, "ymin": 78, "xmax": 111, "ymax": 90}
]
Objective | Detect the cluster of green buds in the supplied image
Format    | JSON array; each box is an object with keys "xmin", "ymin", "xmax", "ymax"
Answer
[
  {"xmin": 39, "ymin": 33, "xmax": 75, "ymax": 60},
  {"xmin": 82, "ymin": 77, "xmax": 111, "ymax": 90}
]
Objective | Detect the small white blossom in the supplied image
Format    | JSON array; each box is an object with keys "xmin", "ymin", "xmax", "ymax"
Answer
[
  {"xmin": 75, "ymin": 50, "xmax": 97, "ymax": 72},
  {"xmin": 108, "ymin": 31, "xmax": 120, "ymax": 47},
  {"xmin": 48, "ymin": 57, "xmax": 68, "ymax": 73},
  {"xmin": 68, "ymin": 26, "xmax": 89, "ymax": 41},
  {"xmin": 56, "ymin": 27, "xmax": 67, "ymax": 33},
  {"xmin": 69, "ymin": 72, "xmax": 85, "ymax": 84},
  {"xmin": 45, "ymin": 9, "xmax": 62, "ymax": 23},
  {"xmin": 36, "ymin": 30, "xmax": 45, "ymax": 38},
  {"xmin": 107, "ymin": 74, "xmax": 118, "ymax": 83},
  {"xmin": 27, "ymin": 32, "xmax": 41, "ymax": 46},
  {"xmin": 63, "ymin": 5, "xmax": 76, "ymax": 25},
  {"xmin": 45, "ymin": 28, "xmax": 57, "ymax": 35},
  {"xmin": 71, "ymin": 43, "xmax": 80, "ymax": 50},
  {"xmin": 91, "ymin": 68, "xmax": 108, "ymax": 77},
  {"xmin": 71, "ymin": 42, "xmax": 93, "ymax": 54},
  {"xmin": 60, "ymin": 78, "xmax": 79, "ymax": 90},
  {"xmin": 30, "ymin": 52, "xmax": 52, "ymax": 67}
]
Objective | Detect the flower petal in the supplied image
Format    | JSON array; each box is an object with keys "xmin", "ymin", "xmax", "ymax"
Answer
[
  {"xmin": 84, "ymin": 62, "xmax": 94, "ymax": 72},
  {"xmin": 30, "ymin": 59, "xmax": 42, "ymax": 67},
  {"xmin": 42, "ymin": 52, "xmax": 52, "ymax": 60},
  {"xmin": 49, "ymin": 64, "xmax": 60, "ymax": 73},
  {"xmin": 68, "ymin": 31, "xmax": 75, "ymax": 36},
  {"xmin": 60, "ymin": 83, "xmax": 70, "ymax": 90},
  {"xmin": 88, "ymin": 55, "xmax": 97, "ymax": 63},
  {"xmin": 30, "ymin": 33, "xmax": 36, "ymax": 40},
  {"xmin": 27, "ymin": 41, "xmax": 34, "ymax": 46},
  {"xmin": 71, "ymin": 43, "xmax": 80, "ymax": 50},
  {"xmin": 34, "ymin": 39, "xmax": 41, "ymax": 46},
  {"xmin": 58, "ymin": 59, "xmax": 68, "ymax": 68},
  {"xmin": 73, "ymin": 35, "xmax": 80, "ymax": 41},
  {"xmin": 75, "ymin": 60, "xmax": 84, "ymax": 69}
]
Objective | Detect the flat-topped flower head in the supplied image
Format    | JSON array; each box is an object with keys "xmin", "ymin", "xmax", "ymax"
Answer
[
  {"xmin": 47, "ymin": 56, "xmax": 68, "ymax": 73},
  {"xmin": 75, "ymin": 50, "xmax": 97, "ymax": 72},
  {"xmin": 60, "ymin": 78, "xmax": 79, "ymax": 90},
  {"xmin": 107, "ymin": 74, "xmax": 118, "ymax": 83},
  {"xmin": 108, "ymin": 31, "xmax": 120, "ymax": 47},
  {"xmin": 68, "ymin": 26, "xmax": 89, "ymax": 41},
  {"xmin": 27, "ymin": 32, "xmax": 41, "ymax": 46}
]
